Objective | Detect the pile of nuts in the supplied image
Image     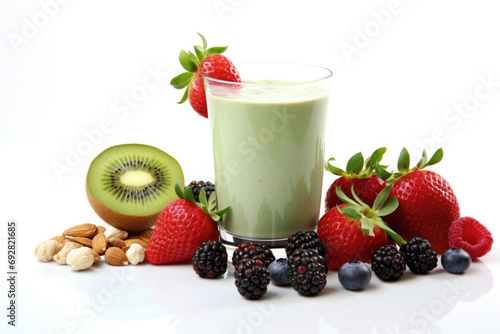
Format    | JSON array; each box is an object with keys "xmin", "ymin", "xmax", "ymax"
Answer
[{"xmin": 34, "ymin": 223, "xmax": 151, "ymax": 271}]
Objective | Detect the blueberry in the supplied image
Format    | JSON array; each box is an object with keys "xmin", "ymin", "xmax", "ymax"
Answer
[
  {"xmin": 441, "ymin": 248, "xmax": 471, "ymax": 274},
  {"xmin": 268, "ymin": 258, "xmax": 290, "ymax": 286},
  {"xmin": 338, "ymin": 260, "xmax": 371, "ymax": 290}
]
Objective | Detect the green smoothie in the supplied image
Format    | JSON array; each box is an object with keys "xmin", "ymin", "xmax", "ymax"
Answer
[{"xmin": 207, "ymin": 80, "xmax": 329, "ymax": 242}]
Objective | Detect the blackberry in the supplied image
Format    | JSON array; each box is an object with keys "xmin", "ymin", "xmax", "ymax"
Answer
[
  {"xmin": 232, "ymin": 242, "xmax": 276, "ymax": 268},
  {"xmin": 371, "ymin": 245, "xmax": 406, "ymax": 281},
  {"xmin": 186, "ymin": 181, "xmax": 215, "ymax": 203},
  {"xmin": 400, "ymin": 237, "xmax": 438, "ymax": 274},
  {"xmin": 287, "ymin": 249, "xmax": 327, "ymax": 296},
  {"xmin": 192, "ymin": 240, "xmax": 228, "ymax": 278},
  {"xmin": 286, "ymin": 231, "xmax": 325, "ymax": 257},
  {"xmin": 234, "ymin": 258, "xmax": 270, "ymax": 300}
]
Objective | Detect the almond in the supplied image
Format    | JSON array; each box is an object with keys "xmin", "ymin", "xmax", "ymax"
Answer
[
  {"xmin": 97, "ymin": 225, "xmax": 106, "ymax": 234},
  {"xmin": 72, "ymin": 237, "xmax": 93, "ymax": 248},
  {"xmin": 34, "ymin": 240, "xmax": 63, "ymax": 262},
  {"xmin": 139, "ymin": 229, "xmax": 154, "ymax": 242},
  {"xmin": 67, "ymin": 248, "xmax": 94, "ymax": 271},
  {"xmin": 126, "ymin": 244, "xmax": 145, "ymax": 265},
  {"xmin": 62, "ymin": 237, "xmax": 75, "ymax": 244},
  {"xmin": 92, "ymin": 233, "xmax": 107, "ymax": 255},
  {"xmin": 89, "ymin": 248, "xmax": 101, "ymax": 264},
  {"xmin": 63, "ymin": 224, "xmax": 98, "ymax": 238},
  {"xmin": 53, "ymin": 242, "xmax": 81, "ymax": 264},
  {"xmin": 108, "ymin": 238, "xmax": 126, "ymax": 248},
  {"xmin": 105, "ymin": 247, "xmax": 128, "ymax": 266},
  {"xmin": 104, "ymin": 226, "xmax": 128, "ymax": 240},
  {"xmin": 122, "ymin": 239, "xmax": 148, "ymax": 251},
  {"xmin": 50, "ymin": 235, "xmax": 66, "ymax": 243}
]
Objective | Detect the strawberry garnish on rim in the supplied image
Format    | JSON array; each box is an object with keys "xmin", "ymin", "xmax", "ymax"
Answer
[{"xmin": 170, "ymin": 33, "xmax": 241, "ymax": 118}]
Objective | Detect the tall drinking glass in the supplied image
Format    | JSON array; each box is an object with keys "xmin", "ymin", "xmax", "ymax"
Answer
[{"xmin": 205, "ymin": 63, "xmax": 332, "ymax": 248}]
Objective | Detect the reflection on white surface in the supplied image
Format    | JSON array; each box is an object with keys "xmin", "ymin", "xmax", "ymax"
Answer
[
  {"xmin": 21, "ymin": 253, "xmax": 494, "ymax": 334},
  {"xmin": 315, "ymin": 260, "xmax": 494, "ymax": 334}
]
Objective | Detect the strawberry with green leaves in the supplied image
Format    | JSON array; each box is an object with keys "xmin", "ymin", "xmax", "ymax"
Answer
[
  {"xmin": 325, "ymin": 147, "xmax": 387, "ymax": 211},
  {"xmin": 145, "ymin": 183, "xmax": 229, "ymax": 264},
  {"xmin": 376, "ymin": 148, "xmax": 460, "ymax": 254},
  {"xmin": 170, "ymin": 33, "xmax": 241, "ymax": 118},
  {"xmin": 317, "ymin": 186, "xmax": 405, "ymax": 271}
]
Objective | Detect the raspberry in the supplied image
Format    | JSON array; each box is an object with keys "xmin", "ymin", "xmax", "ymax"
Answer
[{"xmin": 449, "ymin": 217, "xmax": 493, "ymax": 259}]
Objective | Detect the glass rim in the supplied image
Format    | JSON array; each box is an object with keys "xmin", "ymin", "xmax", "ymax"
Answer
[{"xmin": 203, "ymin": 62, "xmax": 333, "ymax": 87}]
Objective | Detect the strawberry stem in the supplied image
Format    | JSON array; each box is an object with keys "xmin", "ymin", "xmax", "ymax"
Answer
[
  {"xmin": 326, "ymin": 147, "xmax": 387, "ymax": 179},
  {"xmin": 376, "ymin": 147, "xmax": 444, "ymax": 184},
  {"xmin": 174, "ymin": 181, "xmax": 230, "ymax": 222},
  {"xmin": 336, "ymin": 186, "xmax": 406, "ymax": 244}
]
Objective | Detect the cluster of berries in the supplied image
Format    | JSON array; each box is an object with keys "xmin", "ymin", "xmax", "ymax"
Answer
[
  {"xmin": 284, "ymin": 231, "xmax": 328, "ymax": 296},
  {"xmin": 189, "ymin": 231, "xmax": 479, "ymax": 300},
  {"xmin": 318, "ymin": 147, "xmax": 493, "ymax": 274},
  {"xmin": 190, "ymin": 232, "xmax": 329, "ymax": 300},
  {"xmin": 226, "ymin": 231, "xmax": 476, "ymax": 298},
  {"xmin": 337, "ymin": 237, "xmax": 472, "ymax": 291},
  {"xmin": 231, "ymin": 232, "xmax": 329, "ymax": 299},
  {"xmin": 190, "ymin": 240, "xmax": 275, "ymax": 300}
]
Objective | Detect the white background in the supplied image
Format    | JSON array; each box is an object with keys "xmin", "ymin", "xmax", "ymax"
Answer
[{"xmin": 1, "ymin": 0, "xmax": 499, "ymax": 333}]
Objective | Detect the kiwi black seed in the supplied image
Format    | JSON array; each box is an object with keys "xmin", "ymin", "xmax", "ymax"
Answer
[
  {"xmin": 86, "ymin": 144, "xmax": 184, "ymax": 232},
  {"xmin": 105, "ymin": 160, "xmax": 164, "ymax": 201}
]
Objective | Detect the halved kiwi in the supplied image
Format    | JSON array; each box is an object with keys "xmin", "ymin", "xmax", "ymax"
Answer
[{"xmin": 86, "ymin": 144, "xmax": 184, "ymax": 232}]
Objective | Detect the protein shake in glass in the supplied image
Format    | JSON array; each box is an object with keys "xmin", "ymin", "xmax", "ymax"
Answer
[{"xmin": 205, "ymin": 63, "xmax": 332, "ymax": 247}]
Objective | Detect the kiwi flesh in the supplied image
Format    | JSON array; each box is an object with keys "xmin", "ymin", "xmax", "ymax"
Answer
[{"xmin": 86, "ymin": 144, "xmax": 184, "ymax": 232}]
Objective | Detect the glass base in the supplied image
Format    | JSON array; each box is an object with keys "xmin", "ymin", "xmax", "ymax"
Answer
[{"xmin": 219, "ymin": 228, "xmax": 288, "ymax": 248}]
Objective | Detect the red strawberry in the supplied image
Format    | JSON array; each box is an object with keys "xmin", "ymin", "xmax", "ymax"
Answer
[
  {"xmin": 317, "ymin": 186, "xmax": 405, "ymax": 270},
  {"xmin": 170, "ymin": 33, "xmax": 241, "ymax": 118},
  {"xmin": 378, "ymin": 148, "xmax": 460, "ymax": 254},
  {"xmin": 325, "ymin": 148, "xmax": 387, "ymax": 211},
  {"xmin": 449, "ymin": 217, "xmax": 494, "ymax": 259},
  {"xmin": 145, "ymin": 183, "xmax": 228, "ymax": 264}
]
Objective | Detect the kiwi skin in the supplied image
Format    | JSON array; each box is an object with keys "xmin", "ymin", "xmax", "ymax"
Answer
[{"xmin": 86, "ymin": 182, "xmax": 162, "ymax": 233}]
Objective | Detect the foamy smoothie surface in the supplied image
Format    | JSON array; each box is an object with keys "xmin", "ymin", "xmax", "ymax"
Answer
[{"xmin": 208, "ymin": 79, "xmax": 328, "ymax": 103}]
